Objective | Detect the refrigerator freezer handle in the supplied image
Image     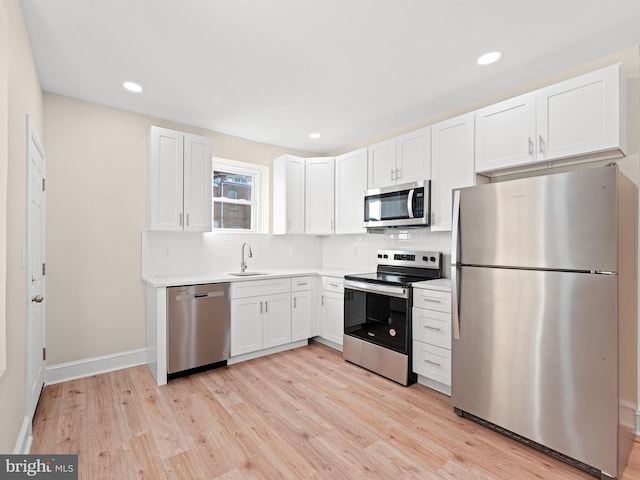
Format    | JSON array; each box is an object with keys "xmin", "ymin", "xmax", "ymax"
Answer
[{"xmin": 451, "ymin": 189, "xmax": 461, "ymax": 340}]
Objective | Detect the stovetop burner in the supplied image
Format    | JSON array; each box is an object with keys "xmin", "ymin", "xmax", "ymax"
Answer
[{"xmin": 345, "ymin": 250, "xmax": 443, "ymax": 286}]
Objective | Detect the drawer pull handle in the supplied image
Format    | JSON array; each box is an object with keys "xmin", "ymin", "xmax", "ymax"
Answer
[
  {"xmin": 424, "ymin": 298, "xmax": 442, "ymax": 303},
  {"xmin": 297, "ymin": 282, "xmax": 308, "ymax": 286},
  {"xmin": 424, "ymin": 325, "xmax": 442, "ymax": 331},
  {"xmin": 425, "ymin": 359, "xmax": 441, "ymax": 367}
]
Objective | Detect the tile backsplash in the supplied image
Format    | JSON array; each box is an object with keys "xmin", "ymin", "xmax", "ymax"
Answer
[{"xmin": 142, "ymin": 229, "xmax": 452, "ymax": 278}]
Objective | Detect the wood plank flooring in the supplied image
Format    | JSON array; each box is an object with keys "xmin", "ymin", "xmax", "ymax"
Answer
[{"xmin": 32, "ymin": 342, "xmax": 640, "ymax": 479}]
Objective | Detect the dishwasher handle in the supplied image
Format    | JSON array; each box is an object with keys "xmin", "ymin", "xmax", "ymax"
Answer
[{"xmin": 175, "ymin": 291, "xmax": 226, "ymax": 301}]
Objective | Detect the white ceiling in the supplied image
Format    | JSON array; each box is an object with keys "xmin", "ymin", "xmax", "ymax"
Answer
[{"xmin": 19, "ymin": 0, "xmax": 640, "ymax": 154}]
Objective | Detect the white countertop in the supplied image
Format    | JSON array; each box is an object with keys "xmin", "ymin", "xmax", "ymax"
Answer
[
  {"xmin": 412, "ymin": 278, "xmax": 451, "ymax": 291},
  {"xmin": 142, "ymin": 269, "xmax": 447, "ymax": 289},
  {"xmin": 142, "ymin": 268, "xmax": 370, "ymax": 288}
]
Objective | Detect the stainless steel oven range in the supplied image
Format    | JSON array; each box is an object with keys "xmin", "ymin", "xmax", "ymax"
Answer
[{"xmin": 343, "ymin": 250, "xmax": 443, "ymax": 386}]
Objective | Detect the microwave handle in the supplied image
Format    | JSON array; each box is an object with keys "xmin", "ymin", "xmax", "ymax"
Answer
[{"xmin": 407, "ymin": 189, "xmax": 415, "ymax": 218}]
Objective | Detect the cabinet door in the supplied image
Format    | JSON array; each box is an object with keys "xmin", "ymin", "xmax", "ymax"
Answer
[
  {"xmin": 285, "ymin": 156, "xmax": 306, "ymax": 234},
  {"xmin": 475, "ymin": 93, "xmax": 536, "ymax": 173},
  {"xmin": 368, "ymin": 138, "xmax": 397, "ymax": 189},
  {"xmin": 305, "ymin": 157, "xmax": 335, "ymax": 234},
  {"xmin": 231, "ymin": 297, "xmax": 263, "ymax": 356},
  {"xmin": 537, "ymin": 63, "xmax": 624, "ymax": 161},
  {"xmin": 396, "ymin": 127, "xmax": 431, "ymax": 183},
  {"xmin": 321, "ymin": 291, "xmax": 344, "ymax": 345},
  {"xmin": 430, "ymin": 112, "xmax": 475, "ymax": 231},
  {"xmin": 263, "ymin": 293, "xmax": 292, "ymax": 349},
  {"xmin": 183, "ymin": 134, "xmax": 212, "ymax": 232},
  {"xmin": 291, "ymin": 290, "xmax": 312, "ymax": 342},
  {"xmin": 148, "ymin": 127, "xmax": 184, "ymax": 231},
  {"xmin": 335, "ymin": 148, "xmax": 367, "ymax": 234},
  {"xmin": 273, "ymin": 155, "xmax": 306, "ymax": 234}
]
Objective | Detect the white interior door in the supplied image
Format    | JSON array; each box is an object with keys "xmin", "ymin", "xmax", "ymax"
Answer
[{"xmin": 27, "ymin": 115, "xmax": 46, "ymax": 424}]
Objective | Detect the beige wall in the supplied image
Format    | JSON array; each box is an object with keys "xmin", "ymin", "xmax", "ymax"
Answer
[
  {"xmin": 0, "ymin": 0, "xmax": 8, "ymax": 376},
  {"xmin": 0, "ymin": 0, "xmax": 44, "ymax": 453},
  {"xmin": 43, "ymin": 94, "xmax": 311, "ymax": 366}
]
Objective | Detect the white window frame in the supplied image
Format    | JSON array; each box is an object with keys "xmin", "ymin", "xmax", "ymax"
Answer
[{"xmin": 212, "ymin": 159, "xmax": 263, "ymax": 232}]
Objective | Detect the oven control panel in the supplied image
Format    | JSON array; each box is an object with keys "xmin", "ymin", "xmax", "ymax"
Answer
[{"xmin": 377, "ymin": 250, "xmax": 441, "ymax": 269}]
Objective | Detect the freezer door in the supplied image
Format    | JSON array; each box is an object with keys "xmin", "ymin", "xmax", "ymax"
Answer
[
  {"xmin": 458, "ymin": 167, "xmax": 616, "ymax": 271},
  {"xmin": 451, "ymin": 266, "xmax": 618, "ymax": 474}
]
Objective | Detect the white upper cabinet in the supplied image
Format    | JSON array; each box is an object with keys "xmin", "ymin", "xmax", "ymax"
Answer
[
  {"xmin": 430, "ymin": 113, "xmax": 475, "ymax": 232},
  {"xmin": 367, "ymin": 138, "xmax": 396, "ymax": 189},
  {"xmin": 305, "ymin": 157, "xmax": 335, "ymax": 235},
  {"xmin": 272, "ymin": 155, "xmax": 306, "ymax": 234},
  {"xmin": 367, "ymin": 126, "xmax": 430, "ymax": 189},
  {"xmin": 335, "ymin": 148, "xmax": 367, "ymax": 234},
  {"xmin": 536, "ymin": 64, "xmax": 625, "ymax": 161},
  {"xmin": 476, "ymin": 63, "xmax": 626, "ymax": 175},
  {"xmin": 475, "ymin": 93, "xmax": 536, "ymax": 172},
  {"xmin": 147, "ymin": 126, "xmax": 212, "ymax": 232},
  {"xmin": 183, "ymin": 134, "xmax": 214, "ymax": 232},
  {"xmin": 396, "ymin": 126, "xmax": 431, "ymax": 184}
]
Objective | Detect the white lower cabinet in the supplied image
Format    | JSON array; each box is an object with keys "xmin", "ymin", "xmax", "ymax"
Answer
[
  {"xmin": 291, "ymin": 276, "xmax": 313, "ymax": 342},
  {"xmin": 318, "ymin": 276, "xmax": 344, "ymax": 347},
  {"xmin": 230, "ymin": 278, "xmax": 292, "ymax": 356},
  {"xmin": 262, "ymin": 293, "xmax": 292, "ymax": 349},
  {"xmin": 412, "ymin": 284, "xmax": 452, "ymax": 395}
]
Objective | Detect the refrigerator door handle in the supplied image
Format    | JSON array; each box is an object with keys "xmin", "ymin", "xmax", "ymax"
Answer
[
  {"xmin": 452, "ymin": 267, "xmax": 460, "ymax": 340},
  {"xmin": 451, "ymin": 190, "xmax": 460, "ymax": 265},
  {"xmin": 451, "ymin": 189, "xmax": 461, "ymax": 339}
]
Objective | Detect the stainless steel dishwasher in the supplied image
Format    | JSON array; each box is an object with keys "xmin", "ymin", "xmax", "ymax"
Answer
[{"xmin": 167, "ymin": 283, "xmax": 230, "ymax": 376}]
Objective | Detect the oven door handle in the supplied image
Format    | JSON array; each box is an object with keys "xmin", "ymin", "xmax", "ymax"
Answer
[{"xmin": 344, "ymin": 280, "xmax": 408, "ymax": 299}]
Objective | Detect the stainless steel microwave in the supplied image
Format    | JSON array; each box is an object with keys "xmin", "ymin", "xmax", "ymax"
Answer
[{"xmin": 364, "ymin": 180, "xmax": 430, "ymax": 229}]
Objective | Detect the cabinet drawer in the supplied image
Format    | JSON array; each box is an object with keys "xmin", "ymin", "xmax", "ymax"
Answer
[
  {"xmin": 230, "ymin": 278, "xmax": 291, "ymax": 299},
  {"xmin": 412, "ymin": 341, "xmax": 451, "ymax": 386},
  {"xmin": 413, "ymin": 288, "xmax": 451, "ymax": 313},
  {"xmin": 291, "ymin": 276, "xmax": 312, "ymax": 292},
  {"xmin": 322, "ymin": 276, "xmax": 344, "ymax": 293},
  {"xmin": 412, "ymin": 308, "xmax": 451, "ymax": 349}
]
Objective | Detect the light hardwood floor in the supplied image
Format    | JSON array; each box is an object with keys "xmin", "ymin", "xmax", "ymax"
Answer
[{"xmin": 32, "ymin": 342, "xmax": 640, "ymax": 479}]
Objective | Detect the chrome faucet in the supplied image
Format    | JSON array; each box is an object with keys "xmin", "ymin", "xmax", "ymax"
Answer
[{"xmin": 240, "ymin": 242, "xmax": 253, "ymax": 272}]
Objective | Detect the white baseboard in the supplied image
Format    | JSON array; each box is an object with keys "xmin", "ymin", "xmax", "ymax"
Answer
[
  {"xmin": 13, "ymin": 416, "xmax": 32, "ymax": 454},
  {"xmin": 311, "ymin": 336, "xmax": 343, "ymax": 352},
  {"xmin": 45, "ymin": 348, "xmax": 147, "ymax": 385},
  {"xmin": 416, "ymin": 374, "xmax": 451, "ymax": 397},
  {"xmin": 227, "ymin": 340, "xmax": 308, "ymax": 365}
]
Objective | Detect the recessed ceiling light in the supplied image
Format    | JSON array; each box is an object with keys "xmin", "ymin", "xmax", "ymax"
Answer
[
  {"xmin": 477, "ymin": 51, "xmax": 502, "ymax": 66},
  {"xmin": 123, "ymin": 81, "xmax": 143, "ymax": 93},
  {"xmin": 308, "ymin": 133, "xmax": 322, "ymax": 139}
]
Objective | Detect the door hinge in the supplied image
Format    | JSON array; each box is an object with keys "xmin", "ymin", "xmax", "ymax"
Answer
[
  {"xmin": 42, "ymin": 263, "xmax": 46, "ymax": 276},
  {"xmin": 42, "ymin": 178, "xmax": 45, "ymax": 191},
  {"xmin": 42, "ymin": 347, "xmax": 46, "ymax": 361}
]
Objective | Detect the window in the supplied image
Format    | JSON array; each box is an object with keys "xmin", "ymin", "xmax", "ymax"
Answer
[{"xmin": 212, "ymin": 160, "xmax": 262, "ymax": 231}]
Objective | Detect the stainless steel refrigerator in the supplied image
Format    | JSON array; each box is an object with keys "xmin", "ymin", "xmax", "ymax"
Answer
[{"xmin": 451, "ymin": 165, "xmax": 637, "ymax": 479}]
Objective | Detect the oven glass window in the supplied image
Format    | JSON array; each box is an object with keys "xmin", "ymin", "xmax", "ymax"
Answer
[{"xmin": 344, "ymin": 288, "xmax": 409, "ymax": 354}]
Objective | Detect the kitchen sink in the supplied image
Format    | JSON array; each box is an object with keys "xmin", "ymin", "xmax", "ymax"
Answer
[{"xmin": 228, "ymin": 272, "xmax": 269, "ymax": 276}]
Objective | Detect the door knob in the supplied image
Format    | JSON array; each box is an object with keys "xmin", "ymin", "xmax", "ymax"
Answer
[{"xmin": 32, "ymin": 295, "xmax": 44, "ymax": 303}]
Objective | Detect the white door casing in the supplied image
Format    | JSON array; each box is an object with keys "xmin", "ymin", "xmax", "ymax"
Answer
[{"xmin": 26, "ymin": 115, "xmax": 46, "ymax": 426}]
